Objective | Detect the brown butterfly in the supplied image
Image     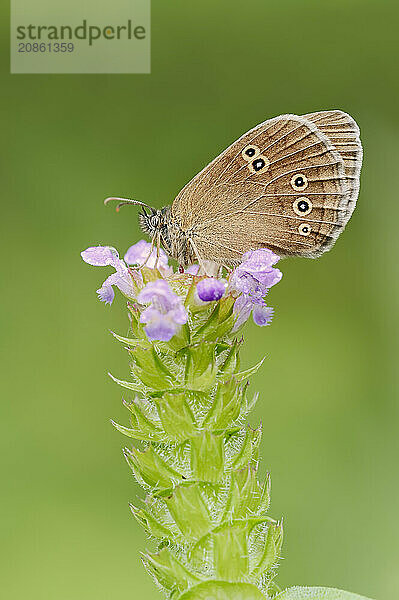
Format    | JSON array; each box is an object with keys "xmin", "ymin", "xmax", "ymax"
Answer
[{"xmin": 105, "ymin": 110, "xmax": 362, "ymax": 269}]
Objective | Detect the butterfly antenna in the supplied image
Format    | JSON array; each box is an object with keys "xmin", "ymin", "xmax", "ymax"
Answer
[{"xmin": 104, "ymin": 197, "xmax": 151, "ymax": 213}]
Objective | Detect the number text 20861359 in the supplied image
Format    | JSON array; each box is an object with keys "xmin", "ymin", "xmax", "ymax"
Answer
[{"xmin": 18, "ymin": 42, "xmax": 75, "ymax": 53}]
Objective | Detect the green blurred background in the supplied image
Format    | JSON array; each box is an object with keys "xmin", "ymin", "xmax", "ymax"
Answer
[{"xmin": 1, "ymin": 1, "xmax": 398, "ymax": 598}]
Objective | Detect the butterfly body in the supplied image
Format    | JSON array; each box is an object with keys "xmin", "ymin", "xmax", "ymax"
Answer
[
  {"xmin": 120, "ymin": 110, "xmax": 362, "ymax": 267},
  {"xmin": 139, "ymin": 206, "xmax": 196, "ymax": 266}
]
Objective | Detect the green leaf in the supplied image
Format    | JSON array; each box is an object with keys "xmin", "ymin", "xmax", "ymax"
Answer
[
  {"xmin": 250, "ymin": 520, "xmax": 283, "ymax": 578},
  {"xmin": 217, "ymin": 294, "xmax": 236, "ymax": 322},
  {"xmin": 127, "ymin": 304, "xmax": 146, "ymax": 339},
  {"xmin": 111, "ymin": 419, "xmax": 164, "ymax": 442},
  {"xmin": 108, "ymin": 372, "xmax": 145, "ymax": 393},
  {"xmin": 161, "ymin": 484, "xmax": 212, "ymax": 541},
  {"xmin": 219, "ymin": 339, "xmax": 241, "ymax": 378},
  {"xmin": 154, "ymin": 392, "xmax": 198, "ymax": 441},
  {"xmin": 122, "ymin": 397, "xmax": 162, "ymax": 435},
  {"xmin": 235, "ymin": 357, "xmax": 265, "ymax": 381},
  {"xmin": 124, "ymin": 446, "xmax": 185, "ymax": 489},
  {"xmin": 191, "ymin": 431, "xmax": 225, "ymax": 483},
  {"xmin": 203, "ymin": 378, "xmax": 241, "ymax": 430},
  {"xmin": 192, "ymin": 298, "xmax": 236, "ymax": 342},
  {"xmin": 192, "ymin": 303, "xmax": 220, "ymax": 340},
  {"xmin": 231, "ymin": 425, "xmax": 263, "ymax": 470},
  {"xmin": 275, "ymin": 588, "xmax": 374, "ymax": 600},
  {"xmin": 110, "ymin": 330, "xmax": 147, "ymax": 347},
  {"xmin": 222, "ymin": 467, "xmax": 271, "ymax": 520},
  {"xmin": 190, "ymin": 517, "xmax": 273, "ymax": 571},
  {"xmin": 184, "ymin": 343, "xmax": 218, "ymax": 391},
  {"xmin": 165, "ymin": 321, "xmax": 191, "ymax": 351},
  {"xmin": 129, "ymin": 504, "xmax": 175, "ymax": 538},
  {"xmin": 211, "ymin": 312, "xmax": 238, "ymax": 340},
  {"xmin": 142, "ymin": 547, "xmax": 201, "ymax": 593},
  {"xmin": 130, "ymin": 346, "xmax": 177, "ymax": 389},
  {"xmin": 241, "ymin": 391, "xmax": 260, "ymax": 418},
  {"xmin": 177, "ymin": 581, "xmax": 266, "ymax": 600},
  {"xmin": 212, "ymin": 521, "xmax": 249, "ymax": 580}
]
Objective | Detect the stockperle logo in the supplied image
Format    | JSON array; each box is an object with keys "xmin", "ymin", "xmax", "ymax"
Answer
[{"xmin": 11, "ymin": 0, "xmax": 151, "ymax": 74}]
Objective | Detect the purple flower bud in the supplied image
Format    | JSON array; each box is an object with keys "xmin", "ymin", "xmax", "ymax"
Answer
[
  {"xmin": 81, "ymin": 245, "xmax": 136, "ymax": 305},
  {"xmin": 137, "ymin": 280, "xmax": 188, "ymax": 342},
  {"xmin": 196, "ymin": 278, "xmax": 226, "ymax": 302}
]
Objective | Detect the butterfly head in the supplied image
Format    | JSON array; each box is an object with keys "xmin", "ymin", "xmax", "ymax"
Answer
[
  {"xmin": 105, "ymin": 196, "xmax": 164, "ymax": 236},
  {"xmin": 104, "ymin": 197, "xmax": 176, "ymax": 258},
  {"xmin": 139, "ymin": 206, "xmax": 176, "ymax": 259},
  {"xmin": 138, "ymin": 205, "xmax": 163, "ymax": 237}
]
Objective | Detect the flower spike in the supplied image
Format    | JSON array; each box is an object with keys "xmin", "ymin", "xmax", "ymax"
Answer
[{"xmin": 82, "ymin": 240, "xmax": 372, "ymax": 600}]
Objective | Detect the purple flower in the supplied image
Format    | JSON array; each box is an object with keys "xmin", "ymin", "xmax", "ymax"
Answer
[
  {"xmin": 230, "ymin": 249, "xmax": 282, "ymax": 298},
  {"xmin": 81, "ymin": 246, "xmax": 137, "ymax": 305},
  {"xmin": 124, "ymin": 240, "xmax": 171, "ymax": 274},
  {"xmin": 185, "ymin": 264, "xmax": 199, "ymax": 275},
  {"xmin": 230, "ymin": 249, "xmax": 282, "ymax": 329},
  {"xmin": 196, "ymin": 277, "xmax": 226, "ymax": 302},
  {"xmin": 137, "ymin": 280, "xmax": 188, "ymax": 342},
  {"xmin": 252, "ymin": 304, "xmax": 274, "ymax": 326}
]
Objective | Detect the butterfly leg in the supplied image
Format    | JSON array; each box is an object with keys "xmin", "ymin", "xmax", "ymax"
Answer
[
  {"xmin": 189, "ymin": 238, "xmax": 219, "ymax": 276},
  {"xmin": 154, "ymin": 232, "xmax": 161, "ymax": 270},
  {"xmin": 137, "ymin": 235, "xmax": 156, "ymax": 270}
]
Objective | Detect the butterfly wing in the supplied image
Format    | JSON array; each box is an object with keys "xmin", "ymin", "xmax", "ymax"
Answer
[
  {"xmin": 303, "ymin": 110, "xmax": 363, "ymax": 220},
  {"xmin": 171, "ymin": 111, "xmax": 362, "ymax": 265}
]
